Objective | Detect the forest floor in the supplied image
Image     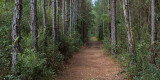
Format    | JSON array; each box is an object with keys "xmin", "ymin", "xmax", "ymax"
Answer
[{"xmin": 55, "ymin": 37, "xmax": 124, "ymax": 80}]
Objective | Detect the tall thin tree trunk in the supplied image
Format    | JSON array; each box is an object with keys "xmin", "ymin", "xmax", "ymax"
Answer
[
  {"xmin": 81, "ymin": 0, "xmax": 86, "ymax": 42},
  {"xmin": 72, "ymin": 0, "xmax": 75, "ymax": 32},
  {"xmin": 41, "ymin": 0, "xmax": 46, "ymax": 32},
  {"xmin": 48, "ymin": 0, "xmax": 51, "ymax": 10},
  {"xmin": 96, "ymin": 21, "xmax": 99, "ymax": 38},
  {"xmin": 107, "ymin": 0, "xmax": 110, "ymax": 16},
  {"xmin": 122, "ymin": 0, "xmax": 135, "ymax": 65},
  {"xmin": 41, "ymin": 0, "xmax": 47, "ymax": 52},
  {"xmin": 151, "ymin": 0, "xmax": 156, "ymax": 64},
  {"xmin": 30, "ymin": 0, "xmax": 38, "ymax": 52},
  {"xmin": 65, "ymin": 0, "xmax": 68, "ymax": 32},
  {"xmin": 111, "ymin": 0, "xmax": 116, "ymax": 54},
  {"xmin": 75, "ymin": 0, "xmax": 78, "ymax": 31},
  {"xmin": 73, "ymin": 0, "xmax": 78, "ymax": 31},
  {"xmin": 70, "ymin": 0, "xmax": 72, "ymax": 36},
  {"xmin": 75, "ymin": 0, "xmax": 77, "ymax": 31},
  {"xmin": 52, "ymin": 0, "xmax": 56, "ymax": 45},
  {"xmin": 11, "ymin": 0, "xmax": 22, "ymax": 75},
  {"xmin": 62, "ymin": 0, "xmax": 65, "ymax": 34},
  {"xmin": 128, "ymin": 0, "xmax": 132, "ymax": 27},
  {"xmin": 56, "ymin": 0, "xmax": 59, "ymax": 41},
  {"xmin": 102, "ymin": 0, "xmax": 105, "ymax": 39},
  {"xmin": 108, "ymin": 0, "xmax": 111, "ymax": 38}
]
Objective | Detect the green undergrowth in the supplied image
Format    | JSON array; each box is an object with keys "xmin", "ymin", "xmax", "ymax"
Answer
[
  {"xmin": 103, "ymin": 37, "xmax": 160, "ymax": 80},
  {"xmin": 0, "ymin": 29, "xmax": 83, "ymax": 80},
  {"xmin": 0, "ymin": 0, "xmax": 90, "ymax": 79}
]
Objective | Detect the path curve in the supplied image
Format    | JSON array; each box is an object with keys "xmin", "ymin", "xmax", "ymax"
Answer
[{"xmin": 56, "ymin": 41, "xmax": 123, "ymax": 80}]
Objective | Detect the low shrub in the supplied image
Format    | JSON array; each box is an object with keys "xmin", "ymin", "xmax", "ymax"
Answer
[
  {"xmin": 103, "ymin": 37, "xmax": 160, "ymax": 79},
  {"xmin": 102, "ymin": 37, "xmax": 111, "ymax": 53},
  {"xmin": 15, "ymin": 49, "xmax": 55, "ymax": 80},
  {"xmin": 58, "ymin": 32, "xmax": 83, "ymax": 61}
]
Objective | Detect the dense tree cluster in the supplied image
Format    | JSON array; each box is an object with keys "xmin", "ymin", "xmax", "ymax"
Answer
[
  {"xmin": 0, "ymin": 0, "xmax": 94, "ymax": 79},
  {"xmin": 93, "ymin": 0, "xmax": 160, "ymax": 79},
  {"xmin": 1, "ymin": 0, "xmax": 160, "ymax": 79}
]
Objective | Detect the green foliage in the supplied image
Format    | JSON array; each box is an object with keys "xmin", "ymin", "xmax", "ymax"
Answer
[
  {"xmin": 16, "ymin": 49, "xmax": 55, "ymax": 80},
  {"xmin": 117, "ymin": 53, "xmax": 129, "ymax": 68},
  {"xmin": 0, "ymin": 3, "xmax": 13, "ymax": 78},
  {"xmin": 70, "ymin": 32, "xmax": 83, "ymax": 51},
  {"xmin": 0, "ymin": 52, "xmax": 10, "ymax": 79},
  {"xmin": 58, "ymin": 32, "xmax": 83, "ymax": 61},
  {"xmin": 44, "ymin": 37, "xmax": 65, "ymax": 69},
  {"xmin": 133, "ymin": 42, "xmax": 160, "ymax": 80},
  {"xmin": 0, "ymin": 0, "xmax": 91, "ymax": 79},
  {"xmin": 102, "ymin": 37, "xmax": 111, "ymax": 53},
  {"xmin": 103, "ymin": 36, "xmax": 160, "ymax": 80},
  {"xmin": 116, "ymin": 41, "xmax": 160, "ymax": 80}
]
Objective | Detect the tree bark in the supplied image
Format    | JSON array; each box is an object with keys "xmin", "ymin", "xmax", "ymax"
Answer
[
  {"xmin": 11, "ymin": 0, "xmax": 22, "ymax": 75},
  {"xmin": 56, "ymin": 0, "xmax": 59, "ymax": 41},
  {"xmin": 81, "ymin": 0, "xmax": 86, "ymax": 42},
  {"xmin": 62, "ymin": 0, "xmax": 65, "ymax": 34},
  {"xmin": 73, "ymin": 0, "xmax": 77, "ymax": 32},
  {"xmin": 41, "ymin": 0, "xmax": 46, "ymax": 32},
  {"xmin": 52, "ymin": 0, "xmax": 56, "ymax": 45},
  {"xmin": 151, "ymin": 0, "xmax": 156, "ymax": 64},
  {"xmin": 102, "ymin": 0, "xmax": 105, "ymax": 39},
  {"xmin": 96, "ymin": 21, "xmax": 99, "ymax": 38},
  {"xmin": 65, "ymin": 0, "xmax": 68, "ymax": 32},
  {"xmin": 111, "ymin": 0, "xmax": 116, "ymax": 55},
  {"xmin": 30, "ymin": 0, "xmax": 38, "ymax": 52},
  {"xmin": 75, "ymin": 0, "xmax": 78, "ymax": 31},
  {"xmin": 73, "ymin": 0, "xmax": 75, "ymax": 31},
  {"xmin": 70, "ymin": 0, "xmax": 72, "ymax": 36},
  {"xmin": 108, "ymin": 0, "xmax": 111, "ymax": 38},
  {"xmin": 122, "ymin": 0, "xmax": 136, "ymax": 65}
]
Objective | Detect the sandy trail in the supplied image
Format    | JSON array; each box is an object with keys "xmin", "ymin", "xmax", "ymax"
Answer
[{"xmin": 56, "ymin": 41, "xmax": 123, "ymax": 80}]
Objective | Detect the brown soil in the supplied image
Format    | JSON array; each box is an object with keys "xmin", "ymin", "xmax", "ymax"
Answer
[{"xmin": 55, "ymin": 41, "xmax": 123, "ymax": 80}]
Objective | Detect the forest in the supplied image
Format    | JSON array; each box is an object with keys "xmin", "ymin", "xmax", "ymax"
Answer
[{"xmin": 0, "ymin": 0, "xmax": 160, "ymax": 80}]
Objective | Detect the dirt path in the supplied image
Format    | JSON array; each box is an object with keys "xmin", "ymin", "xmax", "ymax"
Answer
[{"xmin": 56, "ymin": 41, "xmax": 123, "ymax": 80}]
